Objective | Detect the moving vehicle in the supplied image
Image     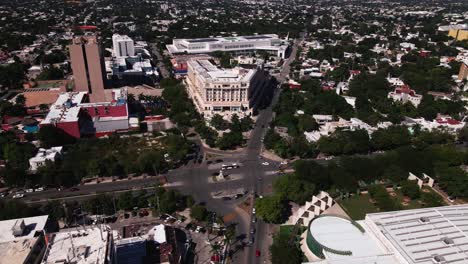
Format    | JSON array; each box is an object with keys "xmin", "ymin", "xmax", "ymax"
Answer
[
  {"xmin": 222, "ymin": 163, "xmax": 239, "ymax": 170},
  {"xmin": 256, "ymin": 250, "xmax": 261, "ymax": 257},
  {"xmin": 13, "ymin": 193, "xmax": 24, "ymax": 199},
  {"xmin": 261, "ymin": 162, "xmax": 269, "ymax": 166}
]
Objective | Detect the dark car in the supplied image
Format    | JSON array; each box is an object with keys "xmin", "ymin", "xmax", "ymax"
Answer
[
  {"xmin": 222, "ymin": 196, "xmax": 232, "ymax": 201},
  {"xmin": 70, "ymin": 187, "xmax": 80, "ymax": 192}
]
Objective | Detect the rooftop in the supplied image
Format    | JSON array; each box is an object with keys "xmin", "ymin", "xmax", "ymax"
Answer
[
  {"xmin": 308, "ymin": 215, "xmax": 389, "ymax": 260},
  {"xmin": 30, "ymin": 146, "xmax": 63, "ymax": 163},
  {"xmin": 182, "ymin": 34, "xmax": 275, "ymax": 43},
  {"xmin": 366, "ymin": 205, "xmax": 468, "ymax": 264},
  {"xmin": 41, "ymin": 92, "xmax": 86, "ymax": 124},
  {"xmin": 188, "ymin": 59, "xmax": 256, "ymax": 83},
  {"xmin": 42, "ymin": 226, "xmax": 113, "ymax": 264},
  {"xmin": 0, "ymin": 236, "xmax": 41, "ymax": 264},
  {"xmin": 0, "ymin": 215, "xmax": 49, "ymax": 243}
]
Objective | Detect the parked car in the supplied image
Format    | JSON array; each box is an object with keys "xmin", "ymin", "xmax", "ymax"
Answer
[
  {"xmin": 25, "ymin": 189, "xmax": 34, "ymax": 193},
  {"xmin": 261, "ymin": 162, "xmax": 269, "ymax": 166},
  {"xmin": 34, "ymin": 187, "xmax": 44, "ymax": 192}
]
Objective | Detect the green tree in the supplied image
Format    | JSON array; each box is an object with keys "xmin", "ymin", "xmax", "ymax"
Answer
[
  {"xmin": 216, "ymin": 131, "xmax": 243, "ymax": 150},
  {"xmin": 421, "ymin": 192, "xmax": 444, "ymax": 207},
  {"xmin": 240, "ymin": 116, "xmax": 253, "ymax": 132},
  {"xmin": 273, "ymin": 174, "xmax": 315, "ymax": 205},
  {"xmin": 38, "ymin": 125, "xmax": 76, "ymax": 148},
  {"xmin": 270, "ymin": 232, "xmax": 303, "ymax": 264},
  {"xmin": 137, "ymin": 151, "xmax": 166, "ymax": 174},
  {"xmin": 37, "ymin": 67, "xmax": 64, "ymax": 80},
  {"xmin": 118, "ymin": 192, "xmax": 135, "ymax": 211},
  {"xmin": 255, "ymin": 195, "xmax": 289, "ymax": 224},
  {"xmin": 190, "ymin": 204, "xmax": 208, "ymax": 221},
  {"xmin": 400, "ymin": 180, "xmax": 421, "ymax": 199},
  {"xmin": 210, "ymin": 114, "xmax": 228, "ymax": 130}
]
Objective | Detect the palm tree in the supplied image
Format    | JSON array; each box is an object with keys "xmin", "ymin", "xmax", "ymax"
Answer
[{"xmin": 210, "ymin": 243, "xmax": 222, "ymax": 255}]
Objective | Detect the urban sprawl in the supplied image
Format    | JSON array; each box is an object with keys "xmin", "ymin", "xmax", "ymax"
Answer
[{"xmin": 0, "ymin": 0, "xmax": 467, "ymax": 264}]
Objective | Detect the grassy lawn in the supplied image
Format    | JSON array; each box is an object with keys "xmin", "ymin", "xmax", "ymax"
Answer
[
  {"xmin": 340, "ymin": 187, "xmax": 446, "ymax": 220},
  {"xmin": 338, "ymin": 194, "xmax": 379, "ymax": 220}
]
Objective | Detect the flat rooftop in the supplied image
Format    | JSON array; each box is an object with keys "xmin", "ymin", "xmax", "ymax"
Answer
[
  {"xmin": 183, "ymin": 34, "xmax": 276, "ymax": 43},
  {"xmin": 42, "ymin": 226, "xmax": 113, "ymax": 264},
  {"xmin": 366, "ymin": 205, "xmax": 468, "ymax": 264},
  {"xmin": 41, "ymin": 92, "xmax": 86, "ymax": 124},
  {"xmin": 0, "ymin": 215, "xmax": 49, "ymax": 243},
  {"xmin": 188, "ymin": 59, "xmax": 256, "ymax": 83},
  {"xmin": 0, "ymin": 215, "xmax": 49, "ymax": 264},
  {"xmin": 0, "ymin": 237, "xmax": 41, "ymax": 264}
]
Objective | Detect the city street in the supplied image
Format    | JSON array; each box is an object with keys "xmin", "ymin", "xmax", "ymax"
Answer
[{"xmin": 18, "ymin": 39, "xmax": 300, "ymax": 264}]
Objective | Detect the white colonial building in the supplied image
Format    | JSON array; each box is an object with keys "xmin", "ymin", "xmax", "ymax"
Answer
[{"xmin": 186, "ymin": 59, "xmax": 261, "ymax": 119}]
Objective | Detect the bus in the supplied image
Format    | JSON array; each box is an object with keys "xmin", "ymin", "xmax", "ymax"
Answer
[{"xmin": 222, "ymin": 163, "xmax": 239, "ymax": 170}]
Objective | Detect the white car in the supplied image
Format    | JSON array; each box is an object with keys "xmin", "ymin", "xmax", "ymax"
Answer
[
  {"xmin": 261, "ymin": 162, "xmax": 269, "ymax": 166},
  {"xmin": 25, "ymin": 189, "xmax": 34, "ymax": 193},
  {"xmin": 13, "ymin": 193, "xmax": 24, "ymax": 199},
  {"xmin": 34, "ymin": 187, "xmax": 44, "ymax": 192},
  {"xmin": 252, "ymin": 208, "xmax": 256, "ymax": 214},
  {"xmin": 280, "ymin": 161, "xmax": 288, "ymax": 165}
]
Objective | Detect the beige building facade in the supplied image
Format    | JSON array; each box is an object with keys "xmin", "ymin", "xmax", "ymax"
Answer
[{"xmin": 185, "ymin": 59, "xmax": 257, "ymax": 119}]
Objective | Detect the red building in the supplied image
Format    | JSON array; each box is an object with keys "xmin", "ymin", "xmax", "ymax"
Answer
[{"xmin": 40, "ymin": 89, "xmax": 129, "ymax": 138}]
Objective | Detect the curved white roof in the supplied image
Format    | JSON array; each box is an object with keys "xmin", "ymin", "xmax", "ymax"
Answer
[{"xmin": 309, "ymin": 216, "xmax": 385, "ymax": 260}]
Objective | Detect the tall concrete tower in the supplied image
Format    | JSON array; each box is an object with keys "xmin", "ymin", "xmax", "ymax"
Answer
[{"xmin": 68, "ymin": 35, "xmax": 107, "ymax": 102}]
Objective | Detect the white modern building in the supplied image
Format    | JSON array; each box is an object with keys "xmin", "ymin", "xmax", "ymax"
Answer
[
  {"xmin": 304, "ymin": 204, "xmax": 468, "ymax": 264},
  {"xmin": 0, "ymin": 215, "xmax": 49, "ymax": 264},
  {"xmin": 112, "ymin": 34, "xmax": 135, "ymax": 58},
  {"xmin": 166, "ymin": 34, "xmax": 289, "ymax": 59},
  {"xmin": 185, "ymin": 59, "xmax": 272, "ymax": 119},
  {"xmin": 29, "ymin": 146, "xmax": 63, "ymax": 172}
]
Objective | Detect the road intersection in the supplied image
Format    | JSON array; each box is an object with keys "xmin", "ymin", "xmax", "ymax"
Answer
[{"xmin": 19, "ymin": 39, "xmax": 300, "ymax": 264}]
